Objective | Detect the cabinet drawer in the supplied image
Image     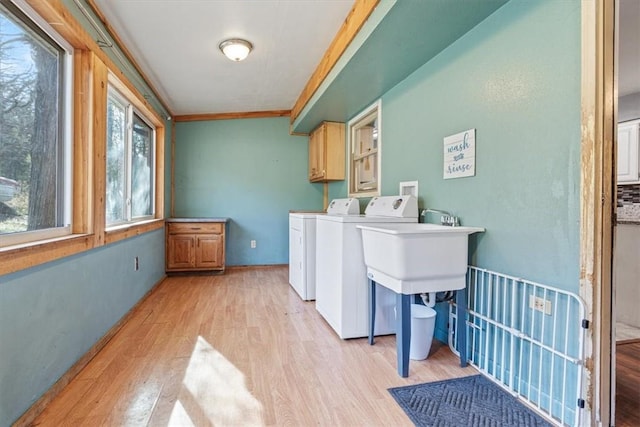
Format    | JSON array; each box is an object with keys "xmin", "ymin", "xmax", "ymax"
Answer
[{"xmin": 167, "ymin": 222, "xmax": 223, "ymax": 234}]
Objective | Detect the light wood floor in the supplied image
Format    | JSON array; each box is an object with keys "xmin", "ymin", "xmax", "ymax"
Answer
[
  {"xmin": 616, "ymin": 341, "xmax": 640, "ymax": 427},
  {"xmin": 32, "ymin": 266, "xmax": 476, "ymax": 426}
]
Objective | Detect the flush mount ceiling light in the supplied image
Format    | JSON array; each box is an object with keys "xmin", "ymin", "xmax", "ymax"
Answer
[{"xmin": 219, "ymin": 38, "xmax": 253, "ymax": 62}]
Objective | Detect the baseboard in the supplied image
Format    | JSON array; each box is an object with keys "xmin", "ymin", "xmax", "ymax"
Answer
[
  {"xmin": 227, "ymin": 264, "xmax": 288, "ymax": 270},
  {"xmin": 617, "ymin": 338, "xmax": 640, "ymax": 345},
  {"xmin": 12, "ymin": 274, "xmax": 167, "ymax": 427}
]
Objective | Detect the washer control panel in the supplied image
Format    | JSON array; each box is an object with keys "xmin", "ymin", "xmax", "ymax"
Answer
[
  {"xmin": 364, "ymin": 195, "xmax": 418, "ymax": 218},
  {"xmin": 326, "ymin": 198, "xmax": 360, "ymax": 215}
]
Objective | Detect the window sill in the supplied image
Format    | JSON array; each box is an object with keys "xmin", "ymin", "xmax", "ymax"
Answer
[
  {"xmin": 0, "ymin": 233, "xmax": 94, "ymax": 276},
  {"xmin": 104, "ymin": 218, "xmax": 165, "ymax": 244},
  {"xmin": 0, "ymin": 220, "xmax": 165, "ymax": 277}
]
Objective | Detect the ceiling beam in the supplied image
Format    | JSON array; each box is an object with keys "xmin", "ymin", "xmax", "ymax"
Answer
[
  {"xmin": 174, "ymin": 110, "xmax": 291, "ymax": 123},
  {"xmin": 24, "ymin": 0, "xmax": 164, "ymax": 125},
  {"xmin": 289, "ymin": 0, "xmax": 380, "ymax": 126},
  {"xmin": 86, "ymin": 0, "xmax": 173, "ymax": 118}
]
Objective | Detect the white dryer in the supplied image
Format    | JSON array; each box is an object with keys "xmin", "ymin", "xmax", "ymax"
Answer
[
  {"xmin": 289, "ymin": 198, "xmax": 360, "ymax": 301},
  {"xmin": 315, "ymin": 195, "xmax": 418, "ymax": 339}
]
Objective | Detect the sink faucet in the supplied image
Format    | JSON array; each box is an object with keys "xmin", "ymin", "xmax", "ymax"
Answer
[{"xmin": 421, "ymin": 208, "xmax": 459, "ymax": 227}]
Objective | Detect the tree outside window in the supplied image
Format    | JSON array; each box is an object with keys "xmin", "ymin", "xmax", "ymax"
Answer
[
  {"xmin": 106, "ymin": 87, "xmax": 155, "ymax": 226},
  {"xmin": 0, "ymin": 2, "xmax": 68, "ymax": 237}
]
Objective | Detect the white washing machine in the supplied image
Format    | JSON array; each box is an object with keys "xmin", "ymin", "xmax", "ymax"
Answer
[
  {"xmin": 289, "ymin": 198, "xmax": 360, "ymax": 301},
  {"xmin": 315, "ymin": 195, "xmax": 418, "ymax": 339}
]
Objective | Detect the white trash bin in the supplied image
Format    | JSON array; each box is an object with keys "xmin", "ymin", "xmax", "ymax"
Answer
[{"xmin": 410, "ymin": 303, "xmax": 437, "ymax": 360}]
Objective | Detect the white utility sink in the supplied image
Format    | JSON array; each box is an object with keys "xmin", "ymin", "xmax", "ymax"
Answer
[{"xmin": 357, "ymin": 223, "xmax": 485, "ymax": 294}]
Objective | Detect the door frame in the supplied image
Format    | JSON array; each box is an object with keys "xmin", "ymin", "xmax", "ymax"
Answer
[{"xmin": 580, "ymin": 0, "xmax": 616, "ymax": 425}]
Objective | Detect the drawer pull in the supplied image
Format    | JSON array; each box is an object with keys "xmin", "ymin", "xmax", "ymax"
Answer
[{"xmin": 191, "ymin": 227, "xmax": 201, "ymax": 230}]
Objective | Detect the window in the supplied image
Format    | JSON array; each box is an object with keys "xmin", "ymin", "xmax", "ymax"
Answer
[
  {"xmin": 0, "ymin": 0, "xmax": 72, "ymax": 246},
  {"xmin": 348, "ymin": 99, "xmax": 381, "ymax": 197},
  {"xmin": 106, "ymin": 86, "xmax": 155, "ymax": 226},
  {"xmin": 0, "ymin": 0, "xmax": 166, "ymax": 275}
]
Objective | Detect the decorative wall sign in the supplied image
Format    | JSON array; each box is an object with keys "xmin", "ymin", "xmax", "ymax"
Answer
[{"xmin": 443, "ymin": 128, "xmax": 475, "ymax": 179}]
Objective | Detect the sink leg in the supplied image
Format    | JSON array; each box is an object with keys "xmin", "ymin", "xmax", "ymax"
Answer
[
  {"xmin": 396, "ymin": 293, "xmax": 411, "ymax": 377},
  {"xmin": 456, "ymin": 289, "xmax": 468, "ymax": 367},
  {"xmin": 368, "ymin": 279, "xmax": 376, "ymax": 345}
]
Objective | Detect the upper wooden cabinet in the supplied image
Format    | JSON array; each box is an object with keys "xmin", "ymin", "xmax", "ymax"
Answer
[
  {"xmin": 618, "ymin": 119, "xmax": 640, "ymax": 184},
  {"xmin": 308, "ymin": 121, "xmax": 345, "ymax": 182}
]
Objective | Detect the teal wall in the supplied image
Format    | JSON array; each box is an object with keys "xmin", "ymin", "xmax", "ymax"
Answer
[
  {"xmin": 328, "ymin": 0, "xmax": 581, "ymax": 350},
  {"xmin": 333, "ymin": 0, "xmax": 581, "ymax": 291},
  {"xmin": 174, "ymin": 117, "xmax": 320, "ymax": 265},
  {"xmin": 1, "ymin": 0, "xmax": 584, "ymax": 424},
  {"xmin": 0, "ymin": 230, "xmax": 165, "ymax": 425},
  {"xmin": 0, "ymin": 2, "xmax": 172, "ymax": 425},
  {"xmin": 382, "ymin": 0, "xmax": 581, "ymax": 291}
]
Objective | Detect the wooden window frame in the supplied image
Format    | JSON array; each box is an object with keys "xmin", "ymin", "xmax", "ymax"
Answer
[
  {"xmin": 0, "ymin": 0, "xmax": 74, "ymax": 247},
  {"xmin": 0, "ymin": 0, "xmax": 165, "ymax": 276},
  {"xmin": 105, "ymin": 77, "xmax": 158, "ymax": 228},
  {"xmin": 348, "ymin": 99, "xmax": 382, "ymax": 198}
]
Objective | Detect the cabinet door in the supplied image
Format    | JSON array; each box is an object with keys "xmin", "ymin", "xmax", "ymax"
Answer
[
  {"xmin": 308, "ymin": 128, "xmax": 317, "ymax": 180},
  {"xmin": 167, "ymin": 234, "xmax": 195, "ymax": 269},
  {"xmin": 309, "ymin": 124, "xmax": 325, "ymax": 181},
  {"xmin": 309, "ymin": 122, "xmax": 345, "ymax": 182},
  {"xmin": 289, "ymin": 226, "xmax": 303, "ymax": 289},
  {"xmin": 618, "ymin": 121, "xmax": 640, "ymax": 183},
  {"xmin": 324, "ymin": 122, "xmax": 345, "ymax": 181},
  {"xmin": 195, "ymin": 235, "xmax": 223, "ymax": 268}
]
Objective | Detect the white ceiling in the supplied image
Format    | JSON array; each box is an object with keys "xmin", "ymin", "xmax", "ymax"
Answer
[
  {"xmin": 92, "ymin": 0, "xmax": 640, "ymax": 117},
  {"xmin": 93, "ymin": 0, "xmax": 354, "ymax": 116}
]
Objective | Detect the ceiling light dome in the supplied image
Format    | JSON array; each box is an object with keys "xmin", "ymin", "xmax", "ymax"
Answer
[{"xmin": 219, "ymin": 38, "xmax": 253, "ymax": 62}]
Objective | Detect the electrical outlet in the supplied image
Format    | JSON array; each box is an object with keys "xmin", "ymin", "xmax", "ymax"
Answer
[
  {"xmin": 529, "ymin": 295, "xmax": 551, "ymax": 315},
  {"xmin": 250, "ymin": 240, "xmax": 256, "ymax": 249},
  {"xmin": 134, "ymin": 256, "xmax": 139, "ymax": 271}
]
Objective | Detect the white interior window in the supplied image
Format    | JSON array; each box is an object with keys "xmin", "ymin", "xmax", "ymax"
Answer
[{"xmin": 348, "ymin": 99, "xmax": 382, "ymax": 198}]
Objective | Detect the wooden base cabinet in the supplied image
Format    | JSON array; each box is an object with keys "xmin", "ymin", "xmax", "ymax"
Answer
[{"xmin": 166, "ymin": 220, "xmax": 226, "ymax": 273}]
